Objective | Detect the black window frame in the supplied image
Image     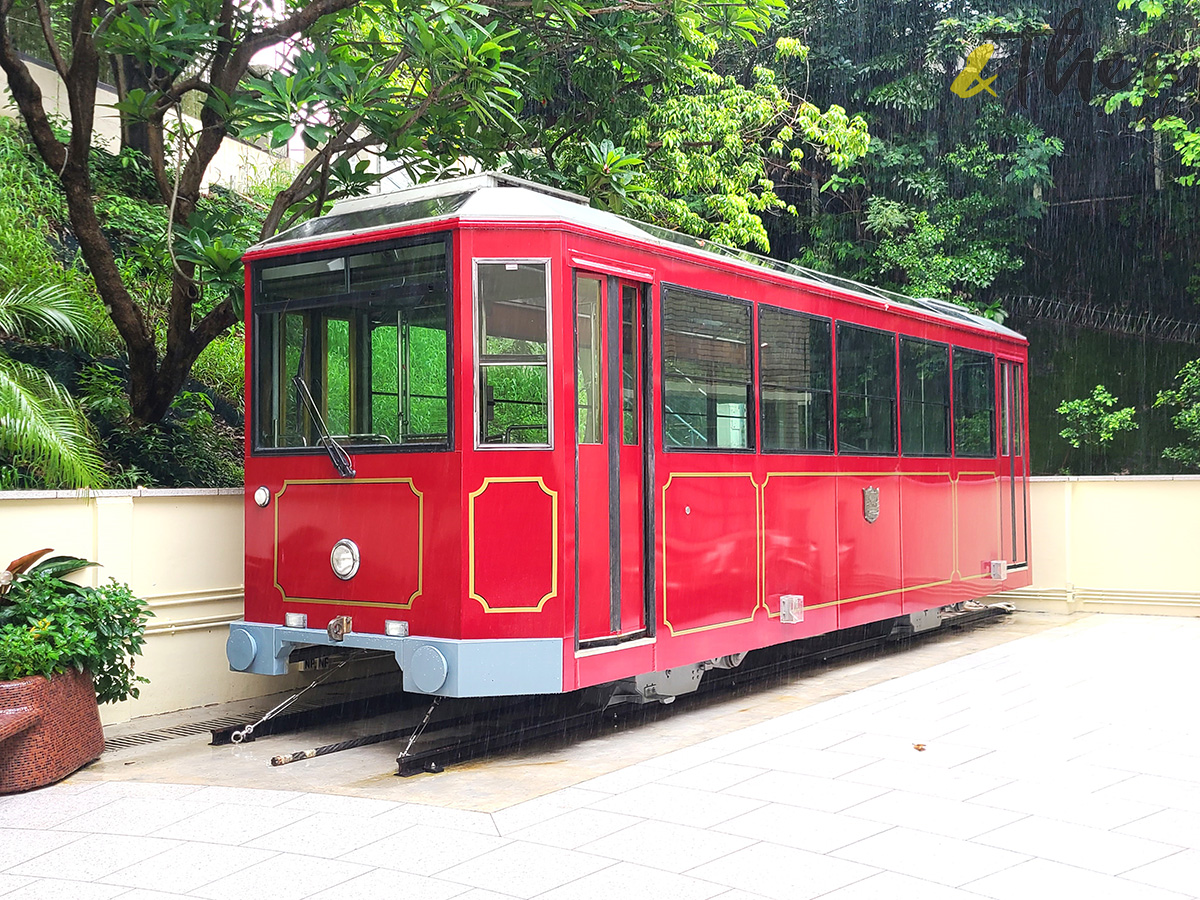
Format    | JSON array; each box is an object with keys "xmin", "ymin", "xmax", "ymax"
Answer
[
  {"xmin": 953, "ymin": 346, "xmax": 997, "ymax": 459},
  {"xmin": 835, "ymin": 322, "xmax": 898, "ymax": 457},
  {"xmin": 899, "ymin": 336, "xmax": 952, "ymax": 458},
  {"xmin": 249, "ymin": 230, "xmax": 454, "ymax": 456},
  {"xmin": 758, "ymin": 304, "xmax": 834, "ymax": 455},
  {"xmin": 660, "ymin": 283, "xmax": 755, "ymax": 453}
]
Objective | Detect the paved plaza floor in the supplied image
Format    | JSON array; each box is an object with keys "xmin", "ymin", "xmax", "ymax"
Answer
[{"xmin": 2, "ymin": 612, "xmax": 1199, "ymax": 899}]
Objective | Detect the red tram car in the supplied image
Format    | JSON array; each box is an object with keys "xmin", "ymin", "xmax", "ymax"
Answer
[{"xmin": 227, "ymin": 173, "xmax": 1031, "ymax": 701}]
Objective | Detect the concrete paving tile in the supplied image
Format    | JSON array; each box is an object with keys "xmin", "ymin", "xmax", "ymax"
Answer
[
  {"xmin": 578, "ymin": 819, "xmax": 755, "ymax": 873},
  {"xmin": 720, "ymin": 744, "xmax": 877, "ymax": 779},
  {"xmin": 277, "ymin": 793, "xmax": 404, "ymax": 817},
  {"xmin": 247, "ymin": 810, "xmax": 411, "ymax": 857},
  {"xmin": 491, "ymin": 788, "xmax": 609, "ymax": 835},
  {"xmin": 450, "ymin": 892, "xmax": 520, "ymax": 900},
  {"xmin": 712, "ymin": 802, "xmax": 889, "ymax": 854},
  {"xmin": 573, "ymin": 764, "xmax": 666, "ymax": 795},
  {"xmin": 340, "ymin": 824, "xmax": 509, "ymax": 876},
  {"xmin": 975, "ymin": 816, "xmax": 1178, "ymax": 876},
  {"xmin": 1122, "ymin": 850, "xmax": 1200, "ymax": 895},
  {"xmin": 148, "ymin": 802, "xmax": 310, "ymax": 845},
  {"xmin": 99, "ymin": 841, "xmax": 276, "ymax": 893},
  {"xmin": 964, "ymin": 858, "xmax": 1192, "ymax": 900},
  {"xmin": 438, "ymin": 841, "xmax": 612, "ymax": 899},
  {"xmin": 63, "ymin": 783, "xmax": 207, "ymax": 803},
  {"xmin": 724, "ymin": 770, "xmax": 887, "ymax": 813},
  {"xmin": 0, "ymin": 791, "xmax": 113, "ymax": 830},
  {"xmin": 9, "ymin": 833, "xmax": 179, "ymax": 882},
  {"xmin": 183, "ymin": 785, "xmax": 303, "ymax": 807},
  {"xmin": 686, "ymin": 841, "xmax": 880, "ymax": 900},
  {"xmin": 508, "ymin": 808, "xmax": 641, "ymax": 850},
  {"xmin": 3, "ymin": 879, "xmax": 128, "ymax": 900},
  {"xmin": 0, "ymin": 829, "xmax": 82, "ymax": 870},
  {"xmin": 828, "ymin": 734, "xmax": 992, "ymax": 769},
  {"xmin": 971, "ymin": 781, "xmax": 1162, "ymax": 830},
  {"xmin": 52, "ymin": 798, "xmax": 214, "ymax": 836},
  {"xmin": 111, "ymin": 892, "xmax": 198, "ymax": 900},
  {"xmin": 537, "ymin": 860, "xmax": 727, "ymax": 900},
  {"xmin": 590, "ymin": 783, "xmax": 764, "ymax": 828},
  {"xmin": 375, "ymin": 803, "xmax": 501, "ymax": 836},
  {"xmin": 767, "ymin": 726, "xmax": 864, "ymax": 750},
  {"xmin": 1095, "ymin": 775, "xmax": 1200, "ymax": 815},
  {"xmin": 1119, "ymin": 809, "xmax": 1200, "ymax": 850},
  {"xmin": 304, "ymin": 868, "xmax": 470, "ymax": 900},
  {"xmin": 838, "ymin": 759, "xmax": 1010, "ymax": 801},
  {"xmin": 1077, "ymin": 749, "xmax": 1200, "ymax": 786},
  {"xmin": 832, "ymin": 827, "xmax": 1028, "ymax": 887},
  {"xmin": 0, "ymin": 875, "xmax": 33, "ymax": 897},
  {"xmin": 842, "ymin": 789, "xmax": 1026, "ymax": 840},
  {"xmin": 952, "ymin": 753, "xmax": 1134, "ymax": 793},
  {"xmin": 189, "ymin": 852, "xmax": 373, "ymax": 900},
  {"xmin": 815, "ymin": 871, "xmax": 991, "ymax": 899},
  {"xmin": 658, "ymin": 762, "xmax": 766, "ymax": 792}
]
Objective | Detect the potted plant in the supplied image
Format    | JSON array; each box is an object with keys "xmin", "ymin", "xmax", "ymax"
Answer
[{"xmin": 0, "ymin": 550, "xmax": 151, "ymax": 793}]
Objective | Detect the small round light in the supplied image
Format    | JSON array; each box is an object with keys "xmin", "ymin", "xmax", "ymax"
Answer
[
  {"xmin": 330, "ymin": 539, "xmax": 360, "ymax": 580},
  {"xmin": 254, "ymin": 486, "xmax": 271, "ymax": 508}
]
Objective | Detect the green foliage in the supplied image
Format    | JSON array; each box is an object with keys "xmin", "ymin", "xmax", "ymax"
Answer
[
  {"xmin": 190, "ymin": 327, "xmax": 246, "ymax": 408},
  {"xmin": 0, "ymin": 556, "xmax": 151, "ymax": 704},
  {"xmin": 1057, "ymin": 385, "xmax": 1140, "ymax": 448},
  {"xmin": 0, "ymin": 278, "xmax": 107, "ymax": 489},
  {"xmin": 1155, "ymin": 358, "xmax": 1200, "ymax": 468}
]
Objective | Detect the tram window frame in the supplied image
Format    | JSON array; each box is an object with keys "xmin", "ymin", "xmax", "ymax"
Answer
[
  {"xmin": 250, "ymin": 232, "xmax": 453, "ymax": 455},
  {"xmin": 662, "ymin": 286, "xmax": 753, "ymax": 453},
  {"xmin": 758, "ymin": 305, "xmax": 833, "ymax": 454},
  {"xmin": 474, "ymin": 258, "xmax": 554, "ymax": 449},
  {"xmin": 953, "ymin": 347, "xmax": 997, "ymax": 458},
  {"xmin": 836, "ymin": 323, "xmax": 898, "ymax": 456},
  {"xmin": 899, "ymin": 337, "xmax": 951, "ymax": 457}
]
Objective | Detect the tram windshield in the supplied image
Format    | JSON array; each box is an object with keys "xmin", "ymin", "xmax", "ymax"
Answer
[{"xmin": 252, "ymin": 234, "xmax": 451, "ymax": 451}]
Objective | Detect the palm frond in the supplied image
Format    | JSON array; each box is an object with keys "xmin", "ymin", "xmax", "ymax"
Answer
[
  {"xmin": 0, "ymin": 356, "xmax": 107, "ymax": 489},
  {"xmin": 0, "ymin": 276, "xmax": 89, "ymax": 346}
]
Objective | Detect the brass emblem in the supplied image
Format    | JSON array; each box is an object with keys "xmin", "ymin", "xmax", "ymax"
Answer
[{"xmin": 863, "ymin": 486, "xmax": 880, "ymax": 524}]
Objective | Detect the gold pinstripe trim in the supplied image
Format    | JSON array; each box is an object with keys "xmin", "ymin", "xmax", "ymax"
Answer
[
  {"xmin": 468, "ymin": 476, "xmax": 559, "ymax": 613},
  {"xmin": 273, "ymin": 477, "xmax": 424, "ymax": 609}
]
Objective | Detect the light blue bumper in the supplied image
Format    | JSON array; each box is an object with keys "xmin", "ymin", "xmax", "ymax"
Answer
[{"xmin": 226, "ymin": 622, "xmax": 563, "ymax": 697}]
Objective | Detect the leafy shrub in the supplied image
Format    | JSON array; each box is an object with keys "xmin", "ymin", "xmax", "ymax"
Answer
[
  {"xmin": 1156, "ymin": 359, "xmax": 1200, "ymax": 469},
  {"xmin": 1057, "ymin": 385, "xmax": 1139, "ymax": 449},
  {"xmin": 0, "ymin": 556, "xmax": 152, "ymax": 704}
]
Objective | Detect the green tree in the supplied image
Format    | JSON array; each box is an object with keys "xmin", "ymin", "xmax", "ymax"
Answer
[
  {"xmin": 0, "ymin": 280, "xmax": 106, "ymax": 487},
  {"xmin": 0, "ymin": 0, "xmax": 786, "ymax": 424},
  {"xmin": 1057, "ymin": 384, "xmax": 1139, "ymax": 448},
  {"xmin": 1155, "ymin": 358, "xmax": 1200, "ymax": 468}
]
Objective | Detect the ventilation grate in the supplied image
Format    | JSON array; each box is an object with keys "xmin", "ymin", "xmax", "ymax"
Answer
[{"xmin": 104, "ymin": 716, "xmax": 253, "ymax": 752}]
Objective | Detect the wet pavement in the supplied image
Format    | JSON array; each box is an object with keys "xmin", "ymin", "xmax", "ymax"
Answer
[{"xmin": 3, "ymin": 611, "xmax": 1199, "ymax": 899}]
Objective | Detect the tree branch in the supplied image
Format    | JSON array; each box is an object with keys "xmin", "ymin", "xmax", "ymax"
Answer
[{"xmin": 32, "ymin": 0, "xmax": 68, "ymax": 79}]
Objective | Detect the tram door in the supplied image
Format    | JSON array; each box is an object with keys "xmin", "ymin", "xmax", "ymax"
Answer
[
  {"xmin": 999, "ymin": 361, "xmax": 1030, "ymax": 568},
  {"xmin": 575, "ymin": 273, "xmax": 648, "ymax": 644}
]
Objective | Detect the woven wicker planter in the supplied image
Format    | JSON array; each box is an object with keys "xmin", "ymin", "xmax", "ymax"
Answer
[{"xmin": 0, "ymin": 670, "xmax": 104, "ymax": 793}]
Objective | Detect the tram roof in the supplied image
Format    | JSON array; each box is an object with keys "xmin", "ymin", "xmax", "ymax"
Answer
[{"xmin": 251, "ymin": 172, "xmax": 1023, "ymax": 340}]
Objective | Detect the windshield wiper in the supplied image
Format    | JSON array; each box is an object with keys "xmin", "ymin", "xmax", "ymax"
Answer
[{"xmin": 293, "ymin": 331, "xmax": 355, "ymax": 478}]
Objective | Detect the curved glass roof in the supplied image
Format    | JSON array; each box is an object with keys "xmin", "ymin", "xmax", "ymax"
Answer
[{"xmin": 250, "ymin": 172, "xmax": 1023, "ymax": 340}]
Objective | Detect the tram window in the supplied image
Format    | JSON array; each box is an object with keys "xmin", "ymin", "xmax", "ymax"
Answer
[
  {"xmin": 836, "ymin": 324, "xmax": 897, "ymax": 455},
  {"xmin": 476, "ymin": 261, "xmax": 550, "ymax": 446},
  {"xmin": 253, "ymin": 235, "xmax": 450, "ymax": 451},
  {"xmin": 576, "ymin": 276, "xmax": 602, "ymax": 444},
  {"xmin": 759, "ymin": 305, "xmax": 832, "ymax": 453},
  {"xmin": 661, "ymin": 287, "xmax": 753, "ymax": 451},
  {"xmin": 954, "ymin": 348, "xmax": 996, "ymax": 457},
  {"xmin": 900, "ymin": 338, "xmax": 950, "ymax": 457}
]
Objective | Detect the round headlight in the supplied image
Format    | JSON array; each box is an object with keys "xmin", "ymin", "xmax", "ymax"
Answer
[
  {"xmin": 330, "ymin": 539, "xmax": 360, "ymax": 580},
  {"xmin": 253, "ymin": 486, "xmax": 271, "ymax": 508}
]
